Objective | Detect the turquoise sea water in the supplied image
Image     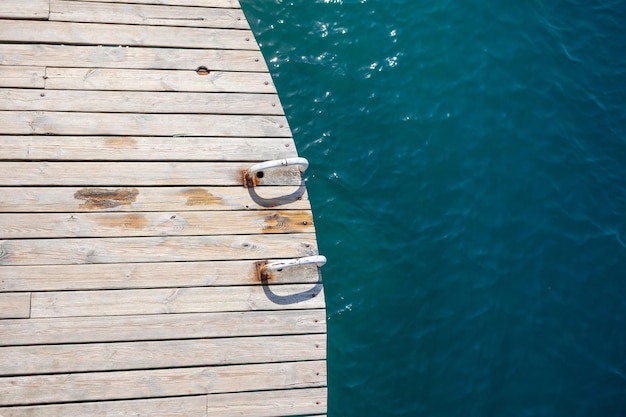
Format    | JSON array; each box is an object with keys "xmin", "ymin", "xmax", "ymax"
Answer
[{"xmin": 241, "ymin": 1, "xmax": 626, "ymax": 416}]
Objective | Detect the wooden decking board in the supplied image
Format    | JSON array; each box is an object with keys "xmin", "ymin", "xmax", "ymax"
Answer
[
  {"xmin": 0, "ymin": 309, "xmax": 327, "ymax": 346},
  {"xmin": 0, "ymin": 1, "xmax": 49, "ymax": 20},
  {"xmin": 0, "ymin": 45, "xmax": 267, "ymax": 71},
  {"xmin": 31, "ymin": 284, "xmax": 324, "ymax": 317},
  {"xmin": 0, "ymin": 161, "xmax": 300, "ymax": 186},
  {"xmin": 44, "ymin": 68, "xmax": 277, "ymax": 93},
  {"xmin": 0, "ymin": 210, "xmax": 314, "ymax": 239},
  {"xmin": 205, "ymin": 388, "xmax": 328, "ymax": 417},
  {"xmin": 0, "ymin": 293, "xmax": 31, "ymax": 319},
  {"xmin": 0, "ymin": 360, "xmax": 327, "ymax": 406},
  {"xmin": 0, "ymin": 233, "xmax": 318, "ymax": 266},
  {"xmin": 49, "ymin": 0, "xmax": 250, "ymax": 29},
  {"xmin": 0, "ymin": 136, "xmax": 295, "ymax": 161},
  {"xmin": 74, "ymin": 0, "xmax": 240, "ymax": 7},
  {"xmin": 0, "ymin": 112, "xmax": 290, "ymax": 136},
  {"xmin": 0, "ymin": 20, "xmax": 258, "ymax": 50},
  {"xmin": 0, "ymin": 0, "xmax": 327, "ymax": 413},
  {"xmin": 0, "ymin": 66, "xmax": 46, "ymax": 88},
  {"xmin": 1, "ymin": 260, "xmax": 321, "ymax": 292},
  {"xmin": 0, "ymin": 89, "xmax": 282, "ymax": 115},
  {"xmin": 0, "ymin": 396, "xmax": 209, "ymax": 417},
  {"xmin": 0, "ymin": 334, "xmax": 326, "ymax": 376},
  {"xmin": 0, "ymin": 186, "xmax": 311, "ymax": 212}
]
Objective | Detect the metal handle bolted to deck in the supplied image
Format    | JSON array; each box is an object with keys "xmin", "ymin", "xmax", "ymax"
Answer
[
  {"xmin": 244, "ymin": 157, "xmax": 309, "ymax": 187},
  {"xmin": 256, "ymin": 255, "xmax": 327, "ymax": 280}
]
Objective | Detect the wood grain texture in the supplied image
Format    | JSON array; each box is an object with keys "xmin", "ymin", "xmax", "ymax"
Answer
[
  {"xmin": 0, "ymin": 162, "xmax": 301, "ymax": 186},
  {"xmin": 0, "ymin": 66, "xmax": 45, "ymax": 88},
  {"xmin": 0, "ymin": 233, "xmax": 318, "ymax": 265},
  {"xmin": 0, "ymin": 186, "xmax": 311, "ymax": 212},
  {"xmin": 30, "ymin": 284, "xmax": 325, "ymax": 317},
  {"xmin": 45, "ymin": 68, "xmax": 276, "ymax": 93},
  {"xmin": 0, "ymin": 360, "xmax": 327, "ymax": 405},
  {"xmin": 0, "ymin": 210, "xmax": 313, "ymax": 239},
  {"xmin": 0, "ymin": 89, "xmax": 282, "ymax": 115},
  {"xmin": 0, "ymin": 20, "xmax": 257, "ymax": 50},
  {"xmin": 0, "ymin": 136, "xmax": 295, "ymax": 161},
  {"xmin": 0, "ymin": 293, "xmax": 31, "ymax": 319},
  {"xmin": 206, "ymin": 388, "xmax": 328, "ymax": 417},
  {"xmin": 0, "ymin": 112, "xmax": 289, "ymax": 136},
  {"xmin": 0, "ymin": 334, "xmax": 326, "ymax": 375},
  {"xmin": 0, "ymin": 45, "xmax": 267, "ymax": 71},
  {"xmin": 0, "ymin": 0, "xmax": 49, "ymax": 19},
  {"xmin": 0, "ymin": 309, "xmax": 326, "ymax": 346},
  {"xmin": 49, "ymin": 0, "xmax": 249, "ymax": 29},
  {"xmin": 0, "ymin": 260, "xmax": 321, "ymax": 291},
  {"xmin": 0, "ymin": 396, "xmax": 207, "ymax": 417}
]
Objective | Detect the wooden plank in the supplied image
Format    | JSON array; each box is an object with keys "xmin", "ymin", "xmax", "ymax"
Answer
[
  {"xmin": 30, "ymin": 284, "xmax": 325, "ymax": 317},
  {"xmin": 0, "ymin": 396, "xmax": 207, "ymax": 417},
  {"xmin": 0, "ymin": 162, "xmax": 300, "ymax": 186},
  {"xmin": 0, "ymin": 89, "xmax": 282, "ymax": 115},
  {"xmin": 0, "ymin": 210, "xmax": 314, "ymax": 239},
  {"xmin": 0, "ymin": 309, "xmax": 326, "ymax": 346},
  {"xmin": 0, "ymin": 0, "xmax": 49, "ymax": 19},
  {"xmin": 0, "ymin": 334, "xmax": 326, "ymax": 375},
  {"xmin": 0, "ymin": 360, "xmax": 326, "ymax": 406},
  {"xmin": 0, "ymin": 293, "xmax": 31, "ymax": 319},
  {"xmin": 0, "ymin": 259, "xmax": 321, "ymax": 292},
  {"xmin": 0, "ymin": 136, "xmax": 294, "ymax": 161},
  {"xmin": 206, "ymin": 388, "xmax": 327, "ymax": 417},
  {"xmin": 0, "ymin": 45, "xmax": 267, "ymax": 71},
  {"xmin": 0, "ymin": 233, "xmax": 318, "ymax": 266},
  {"xmin": 45, "ymin": 68, "xmax": 276, "ymax": 93},
  {"xmin": 74, "ymin": 0, "xmax": 239, "ymax": 7},
  {"xmin": 0, "ymin": 66, "xmax": 45, "ymax": 89},
  {"xmin": 50, "ymin": 0, "xmax": 249, "ymax": 29},
  {"xmin": 0, "ymin": 112, "xmax": 289, "ymax": 136},
  {"xmin": 0, "ymin": 20, "xmax": 257, "ymax": 50},
  {"xmin": 0, "ymin": 186, "xmax": 311, "ymax": 212}
]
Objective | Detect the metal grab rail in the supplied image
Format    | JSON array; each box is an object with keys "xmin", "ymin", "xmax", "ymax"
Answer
[
  {"xmin": 263, "ymin": 255, "xmax": 327, "ymax": 272},
  {"xmin": 257, "ymin": 255, "xmax": 327, "ymax": 280},
  {"xmin": 244, "ymin": 157, "xmax": 309, "ymax": 187}
]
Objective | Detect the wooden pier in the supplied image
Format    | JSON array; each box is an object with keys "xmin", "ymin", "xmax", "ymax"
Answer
[{"xmin": 0, "ymin": 1, "xmax": 327, "ymax": 416}]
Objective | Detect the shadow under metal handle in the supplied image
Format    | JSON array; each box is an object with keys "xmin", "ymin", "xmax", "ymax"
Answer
[
  {"xmin": 244, "ymin": 157, "xmax": 309, "ymax": 187},
  {"xmin": 262, "ymin": 255, "xmax": 327, "ymax": 273}
]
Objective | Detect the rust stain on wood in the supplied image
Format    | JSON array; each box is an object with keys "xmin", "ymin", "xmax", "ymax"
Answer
[
  {"xmin": 74, "ymin": 188, "xmax": 139, "ymax": 210},
  {"xmin": 180, "ymin": 188, "xmax": 222, "ymax": 206},
  {"xmin": 104, "ymin": 137, "xmax": 138, "ymax": 149},
  {"xmin": 263, "ymin": 211, "xmax": 313, "ymax": 233},
  {"xmin": 96, "ymin": 213, "xmax": 148, "ymax": 230}
]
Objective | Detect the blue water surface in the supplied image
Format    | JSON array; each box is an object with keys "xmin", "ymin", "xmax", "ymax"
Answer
[{"xmin": 241, "ymin": 1, "xmax": 626, "ymax": 416}]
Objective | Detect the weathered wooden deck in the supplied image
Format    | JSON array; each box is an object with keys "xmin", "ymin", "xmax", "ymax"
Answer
[{"xmin": 0, "ymin": 1, "xmax": 327, "ymax": 415}]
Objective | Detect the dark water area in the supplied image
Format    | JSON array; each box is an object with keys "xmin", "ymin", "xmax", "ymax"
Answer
[{"xmin": 240, "ymin": 1, "xmax": 626, "ymax": 416}]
